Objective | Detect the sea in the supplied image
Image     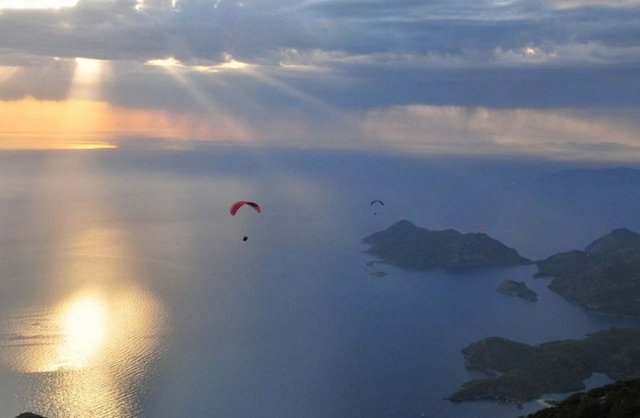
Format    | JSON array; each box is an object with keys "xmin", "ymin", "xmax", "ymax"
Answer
[{"xmin": 0, "ymin": 147, "xmax": 638, "ymax": 418}]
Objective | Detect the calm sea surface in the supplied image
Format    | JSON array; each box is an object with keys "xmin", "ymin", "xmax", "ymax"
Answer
[{"xmin": 0, "ymin": 149, "xmax": 638, "ymax": 418}]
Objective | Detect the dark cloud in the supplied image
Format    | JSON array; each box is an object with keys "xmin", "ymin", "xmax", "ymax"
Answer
[
  {"xmin": 104, "ymin": 60, "xmax": 640, "ymax": 111},
  {"xmin": 0, "ymin": 58, "xmax": 74, "ymax": 100},
  {"xmin": 0, "ymin": 0, "xmax": 639, "ymax": 111},
  {"xmin": 317, "ymin": 63, "xmax": 640, "ymax": 109},
  {"xmin": 0, "ymin": 0, "xmax": 639, "ymax": 62}
]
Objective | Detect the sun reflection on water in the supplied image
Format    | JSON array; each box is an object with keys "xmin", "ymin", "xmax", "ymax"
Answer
[
  {"xmin": 0, "ymin": 276, "xmax": 168, "ymax": 417},
  {"xmin": 56, "ymin": 291, "xmax": 107, "ymax": 370},
  {"xmin": 0, "ymin": 157, "xmax": 173, "ymax": 417}
]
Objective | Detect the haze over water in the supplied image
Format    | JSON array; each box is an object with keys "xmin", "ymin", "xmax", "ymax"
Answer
[
  {"xmin": 0, "ymin": 149, "xmax": 639, "ymax": 418},
  {"xmin": 1, "ymin": 0, "xmax": 640, "ymax": 414}
]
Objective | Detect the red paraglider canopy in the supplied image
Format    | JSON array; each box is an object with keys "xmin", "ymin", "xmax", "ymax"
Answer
[{"xmin": 230, "ymin": 201, "xmax": 261, "ymax": 216}]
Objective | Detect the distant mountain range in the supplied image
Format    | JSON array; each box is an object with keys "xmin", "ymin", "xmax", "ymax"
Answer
[
  {"xmin": 363, "ymin": 220, "xmax": 531, "ymax": 270},
  {"xmin": 536, "ymin": 228, "xmax": 640, "ymax": 318}
]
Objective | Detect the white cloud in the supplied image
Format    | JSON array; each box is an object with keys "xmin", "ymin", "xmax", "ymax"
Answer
[
  {"xmin": 145, "ymin": 54, "xmax": 252, "ymax": 73},
  {"xmin": 358, "ymin": 105, "xmax": 640, "ymax": 160},
  {"xmin": 546, "ymin": 0, "xmax": 640, "ymax": 9}
]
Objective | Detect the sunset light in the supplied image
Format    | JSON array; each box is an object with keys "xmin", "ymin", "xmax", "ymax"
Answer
[
  {"xmin": 57, "ymin": 293, "xmax": 107, "ymax": 369},
  {"xmin": 0, "ymin": 0, "xmax": 77, "ymax": 9},
  {"xmin": 0, "ymin": 66, "xmax": 18, "ymax": 85},
  {"xmin": 2, "ymin": 0, "xmax": 640, "ymax": 417},
  {"xmin": 69, "ymin": 57, "xmax": 105, "ymax": 101},
  {"xmin": 146, "ymin": 55, "xmax": 252, "ymax": 73},
  {"xmin": 0, "ymin": 98, "xmax": 250, "ymax": 149}
]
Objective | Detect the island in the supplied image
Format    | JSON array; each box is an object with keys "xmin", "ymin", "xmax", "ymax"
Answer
[
  {"xmin": 448, "ymin": 328, "xmax": 640, "ymax": 405},
  {"xmin": 523, "ymin": 379, "xmax": 640, "ymax": 418},
  {"xmin": 497, "ymin": 280, "xmax": 537, "ymax": 302},
  {"xmin": 536, "ymin": 228, "xmax": 640, "ymax": 317},
  {"xmin": 362, "ymin": 220, "xmax": 531, "ymax": 271},
  {"xmin": 365, "ymin": 261, "xmax": 388, "ymax": 277}
]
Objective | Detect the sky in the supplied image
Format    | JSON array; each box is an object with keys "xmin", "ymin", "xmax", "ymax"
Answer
[{"xmin": 0, "ymin": 0, "xmax": 639, "ymax": 159}]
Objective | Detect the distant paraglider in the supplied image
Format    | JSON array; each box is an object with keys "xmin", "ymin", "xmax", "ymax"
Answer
[
  {"xmin": 475, "ymin": 223, "xmax": 485, "ymax": 232},
  {"xmin": 230, "ymin": 201, "xmax": 261, "ymax": 241},
  {"xmin": 370, "ymin": 200, "xmax": 384, "ymax": 216}
]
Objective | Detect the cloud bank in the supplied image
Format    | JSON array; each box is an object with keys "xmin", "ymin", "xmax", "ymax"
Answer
[{"xmin": 0, "ymin": 0, "xmax": 639, "ymax": 158}]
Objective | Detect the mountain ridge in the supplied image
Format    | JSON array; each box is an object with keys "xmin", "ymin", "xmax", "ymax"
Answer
[
  {"xmin": 363, "ymin": 220, "xmax": 531, "ymax": 270},
  {"xmin": 536, "ymin": 228, "xmax": 640, "ymax": 318}
]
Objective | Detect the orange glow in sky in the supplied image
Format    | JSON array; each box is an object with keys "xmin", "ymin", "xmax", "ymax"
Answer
[{"xmin": 0, "ymin": 98, "xmax": 249, "ymax": 149}]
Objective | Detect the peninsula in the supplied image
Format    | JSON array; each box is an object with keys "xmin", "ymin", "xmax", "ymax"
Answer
[
  {"xmin": 449, "ymin": 328, "xmax": 640, "ymax": 404},
  {"xmin": 536, "ymin": 228, "xmax": 640, "ymax": 317},
  {"xmin": 523, "ymin": 379, "xmax": 640, "ymax": 417}
]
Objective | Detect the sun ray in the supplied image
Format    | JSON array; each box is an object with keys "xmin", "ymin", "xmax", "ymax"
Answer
[
  {"xmin": 0, "ymin": 66, "xmax": 18, "ymax": 86},
  {"xmin": 147, "ymin": 58, "xmax": 253, "ymax": 141},
  {"xmin": 239, "ymin": 67, "xmax": 352, "ymax": 140},
  {"xmin": 68, "ymin": 57, "xmax": 106, "ymax": 101}
]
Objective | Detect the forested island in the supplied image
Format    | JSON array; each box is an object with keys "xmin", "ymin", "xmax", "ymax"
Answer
[
  {"xmin": 449, "ymin": 328, "xmax": 640, "ymax": 404},
  {"xmin": 363, "ymin": 220, "xmax": 531, "ymax": 270},
  {"xmin": 536, "ymin": 228, "xmax": 640, "ymax": 318},
  {"xmin": 497, "ymin": 280, "xmax": 537, "ymax": 302}
]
